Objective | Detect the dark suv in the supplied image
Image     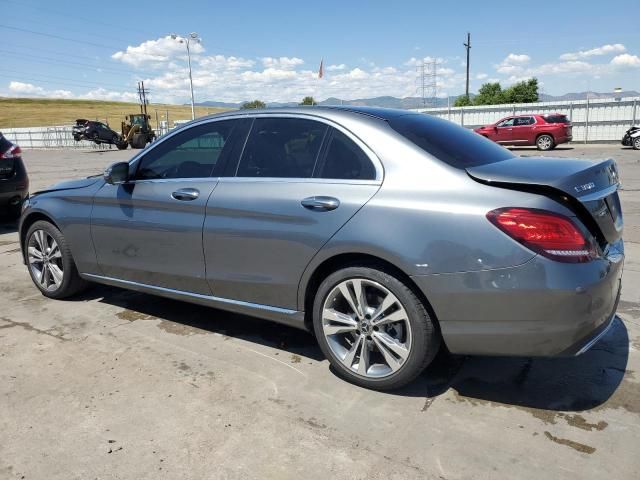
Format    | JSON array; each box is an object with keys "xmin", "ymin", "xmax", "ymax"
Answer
[
  {"xmin": 72, "ymin": 119, "xmax": 121, "ymax": 145},
  {"xmin": 0, "ymin": 132, "xmax": 29, "ymax": 219},
  {"xmin": 475, "ymin": 113, "xmax": 573, "ymax": 150}
]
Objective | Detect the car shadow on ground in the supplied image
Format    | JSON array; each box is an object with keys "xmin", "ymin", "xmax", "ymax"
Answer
[
  {"xmin": 395, "ymin": 317, "xmax": 629, "ymax": 412},
  {"xmin": 0, "ymin": 217, "xmax": 18, "ymax": 233},
  {"xmin": 77, "ymin": 284, "xmax": 629, "ymax": 411},
  {"xmin": 509, "ymin": 146, "xmax": 574, "ymax": 152},
  {"xmin": 74, "ymin": 284, "xmax": 325, "ymax": 361}
]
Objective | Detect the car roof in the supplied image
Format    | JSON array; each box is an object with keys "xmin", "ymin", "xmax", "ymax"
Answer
[{"xmin": 199, "ymin": 105, "xmax": 414, "ymax": 123}]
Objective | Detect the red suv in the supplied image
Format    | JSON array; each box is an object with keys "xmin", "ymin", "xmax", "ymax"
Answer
[{"xmin": 475, "ymin": 113, "xmax": 572, "ymax": 150}]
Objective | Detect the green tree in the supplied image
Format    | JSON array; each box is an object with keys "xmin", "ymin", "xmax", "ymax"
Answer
[
  {"xmin": 473, "ymin": 82, "xmax": 505, "ymax": 106},
  {"xmin": 241, "ymin": 100, "xmax": 266, "ymax": 109},
  {"xmin": 502, "ymin": 78, "xmax": 539, "ymax": 104},
  {"xmin": 300, "ymin": 96, "xmax": 316, "ymax": 106},
  {"xmin": 454, "ymin": 95, "xmax": 472, "ymax": 107}
]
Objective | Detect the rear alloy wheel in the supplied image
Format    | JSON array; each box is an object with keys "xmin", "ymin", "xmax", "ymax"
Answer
[
  {"xmin": 536, "ymin": 134, "xmax": 554, "ymax": 151},
  {"xmin": 313, "ymin": 266, "xmax": 440, "ymax": 390},
  {"xmin": 633, "ymin": 137, "xmax": 640, "ymax": 150},
  {"xmin": 26, "ymin": 221, "xmax": 88, "ymax": 299}
]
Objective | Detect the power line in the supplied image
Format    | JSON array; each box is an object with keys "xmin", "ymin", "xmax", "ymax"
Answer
[
  {"xmin": 0, "ymin": 50, "xmax": 143, "ymax": 77},
  {"xmin": 0, "ymin": 73, "xmax": 134, "ymax": 92},
  {"xmin": 0, "ymin": 24, "xmax": 117, "ymax": 50}
]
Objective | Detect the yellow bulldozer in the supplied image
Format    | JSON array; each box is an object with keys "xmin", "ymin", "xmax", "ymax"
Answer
[{"xmin": 117, "ymin": 113, "xmax": 156, "ymax": 150}]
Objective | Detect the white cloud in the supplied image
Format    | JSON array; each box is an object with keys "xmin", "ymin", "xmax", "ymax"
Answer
[
  {"xmin": 476, "ymin": 73, "xmax": 488, "ymax": 80},
  {"xmin": 496, "ymin": 54, "xmax": 531, "ymax": 75},
  {"xmin": 327, "ymin": 64, "xmax": 346, "ymax": 71},
  {"xmin": 404, "ymin": 56, "xmax": 443, "ymax": 67},
  {"xmin": 112, "ymin": 36, "xmax": 205, "ymax": 67},
  {"xmin": 83, "ymin": 88, "xmax": 139, "ymax": 102},
  {"xmin": 8, "ymin": 81, "xmax": 73, "ymax": 99},
  {"xmin": 610, "ymin": 53, "xmax": 640, "ymax": 68},
  {"xmin": 504, "ymin": 54, "xmax": 531, "ymax": 64},
  {"xmin": 261, "ymin": 57, "xmax": 304, "ymax": 69},
  {"xmin": 560, "ymin": 43, "xmax": 626, "ymax": 61}
]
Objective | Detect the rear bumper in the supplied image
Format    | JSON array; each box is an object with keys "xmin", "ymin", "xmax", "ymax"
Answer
[
  {"xmin": 411, "ymin": 245, "xmax": 624, "ymax": 357},
  {"xmin": 0, "ymin": 185, "xmax": 28, "ymax": 211}
]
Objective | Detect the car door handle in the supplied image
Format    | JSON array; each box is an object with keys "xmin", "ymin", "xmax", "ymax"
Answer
[
  {"xmin": 171, "ymin": 188, "xmax": 200, "ymax": 201},
  {"xmin": 301, "ymin": 196, "xmax": 340, "ymax": 211}
]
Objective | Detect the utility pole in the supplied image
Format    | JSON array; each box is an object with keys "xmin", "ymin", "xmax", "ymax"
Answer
[
  {"xmin": 464, "ymin": 32, "xmax": 471, "ymax": 99},
  {"xmin": 416, "ymin": 58, "xmax": 438, "ymax": 108}
]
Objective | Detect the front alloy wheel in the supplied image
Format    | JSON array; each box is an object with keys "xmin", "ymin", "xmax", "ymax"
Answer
[
  {"xmin": 28, "ymin": 230, "xmax": 64, "ymax": 292},
  {"xmin": 322, "ymin": 279, "xmax": 412, "ymax": 378}
]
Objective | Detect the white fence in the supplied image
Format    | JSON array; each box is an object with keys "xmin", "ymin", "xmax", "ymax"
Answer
[
  {"xmin": 1, "ymin": 124, "xmax": 175, "ymax": 150},
  {"xmin": 412, "ymin": 96, "xmax": 639, "ymax": 142},
  {"xmin": 3, "ymin": 97, "xmax": 639, "ymax": 148}
]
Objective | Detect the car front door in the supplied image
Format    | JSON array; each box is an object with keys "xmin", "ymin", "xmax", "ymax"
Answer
[
  {"xmin": 91, "ymin": 119, "xmax": 241, "ymax": 294},
  {"xmin": 203, "ymin": 116, "xmax": 381, "ymax": 310},
  {"xmin": 493, "ymin": 117, "xmax": 515, "ymax": 144}
]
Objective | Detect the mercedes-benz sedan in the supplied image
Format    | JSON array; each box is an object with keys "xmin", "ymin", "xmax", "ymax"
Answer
[{"xmin": 19, "ymin": 107, "xmax": 624, "ymax": 390}]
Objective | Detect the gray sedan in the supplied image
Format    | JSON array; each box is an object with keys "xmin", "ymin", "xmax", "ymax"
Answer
[{"xmin": 19, "ymin": 107, "xmax": 624, "ymax": 390}]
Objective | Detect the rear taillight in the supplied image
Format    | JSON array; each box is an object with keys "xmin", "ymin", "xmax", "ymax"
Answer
[
  {"xmin": 0, "ymin": 145, "xmax": 21, "ymax": 159},
  {"xmin": 487, "ymin": 207, "xmax": 596, "ymax": 263}
]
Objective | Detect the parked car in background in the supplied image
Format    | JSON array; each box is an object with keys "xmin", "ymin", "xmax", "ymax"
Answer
[
  {"xmin": 0, "ymin": 132, "xmax": 29, "ymax": 220},
  {"xmin": 20, "ymin": 107, "xmax": 623, "ymax": 390},
  {"xmin": 622, "ymin": 125, "xmax": 640, "ymax": 150},
  {"xmin": 475, "ymin": 113, "xmax": 573, "ymax": 150},
  {"xmin": 72, "ymin": 119, "xmax": 122, "ymax": 146}
]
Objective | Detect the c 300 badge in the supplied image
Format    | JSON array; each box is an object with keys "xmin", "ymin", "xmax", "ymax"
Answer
[{"xmin": 574, "ymin": 182, "xmax": 596, "ymax": 193}]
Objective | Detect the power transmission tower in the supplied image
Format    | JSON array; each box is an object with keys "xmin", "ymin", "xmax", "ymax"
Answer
[
  {"xmin": 416, "ymin": 58, "xmax": 439, "ymax": 108},
  {"xmin": 464, "ymin": 32, "xmax": 471, "ymax": 98}
]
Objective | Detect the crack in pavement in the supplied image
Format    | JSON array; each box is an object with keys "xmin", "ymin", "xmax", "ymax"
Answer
[{"xmin": 0, "ymin": 316, "xmax": 70, "ymax": 342}]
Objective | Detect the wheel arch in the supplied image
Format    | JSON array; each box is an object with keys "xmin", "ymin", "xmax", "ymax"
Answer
[
  {"xmin": 300, "ymin": 252, "xmax": 440, "ymax": 334},
  {"xmin": 20, "ymin": 211, "xmax": 61, "ymax": 261}
]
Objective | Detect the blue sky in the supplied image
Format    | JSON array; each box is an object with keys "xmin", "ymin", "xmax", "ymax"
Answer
[{"xmin": 1, "ymin": 0, "xmax": 639, "ymax": 103}]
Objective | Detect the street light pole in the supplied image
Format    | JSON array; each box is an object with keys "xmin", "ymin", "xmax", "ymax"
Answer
[{"xmin": 171, "ymin": 32, "xmax": 200, "ymax": 120}]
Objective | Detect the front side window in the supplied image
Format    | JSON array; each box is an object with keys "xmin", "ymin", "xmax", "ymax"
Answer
[
  {"xmin": 497, "ymin": 118, "xmax": 515, "ymax": 127},
  {"xmin": 317, "ymin": 129, "xmax": 376, "ymax": 180},
  {"xmin": 135, "ymin": 120, "xmax": 235, "ymax": 180},
  {"xmin": 236, "ymin": 118, "xmax": 327, "ymax": 178}
]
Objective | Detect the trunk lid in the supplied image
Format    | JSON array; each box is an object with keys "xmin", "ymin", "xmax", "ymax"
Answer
[{"xmin": 467, "ymin": 156, "xmax": 623, "ymax": 245}]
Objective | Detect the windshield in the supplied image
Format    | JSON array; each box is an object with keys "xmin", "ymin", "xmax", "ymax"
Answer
[{"xmin": 388, "ymin": 114, "xmax": 514, "ymax": 168}]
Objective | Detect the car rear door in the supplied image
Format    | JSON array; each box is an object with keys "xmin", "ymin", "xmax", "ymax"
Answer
[
  {"xmin": 91, "ymin": 119, "xmax": 242, "ymax": 294},
  {"xmin": 511, "ymin": 116, "xmax": 535, "ymax": 144},
  {"xmin": 203, "ymin": 115, "xmax": 381, "ymax": 310}
]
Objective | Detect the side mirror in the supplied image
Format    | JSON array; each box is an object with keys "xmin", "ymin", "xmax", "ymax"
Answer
[{"xmin": 104, "ymin": 162, "xmax": 130, "ymax": 185}]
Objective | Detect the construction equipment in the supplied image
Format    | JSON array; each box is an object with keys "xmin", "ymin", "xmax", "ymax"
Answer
[{"xmin": 117, "ymin": 81, "xmax": 156, "ymax": 150}]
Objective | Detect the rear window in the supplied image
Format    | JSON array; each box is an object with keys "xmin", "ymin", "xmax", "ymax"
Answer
[
  {"xmin": 0, "ymin": 133, "xmax": 13, "ymax": 154},
  {"xmin": 543, "ymin": 115, "xmax": 570, "ymax": 124},
  {"xmin": 388, "ymin": 114, "xmax": 514, "ymax": 168}
]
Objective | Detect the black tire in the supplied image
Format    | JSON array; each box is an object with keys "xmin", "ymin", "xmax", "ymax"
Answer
[
  {"xmin": 131, "ymin": 133, "xmax": 146, "ymax": 149},
  {"xmin": 536, "ymin": 134, "xmax": 555, "ymax": 151},
  {"xmin": 116, "ymin": 141, "xmax": 128, "ymax": 150},
  {"xmin": 25, "ymin": 220, "xmax": 89, "ymax": 299},
  {"xmin": 313, "ymin": 265, "xmax": 441, "ymax": 390},
  {"xmin": 633, "ymin": 137, "xmax": 640, "ymax": 150}
]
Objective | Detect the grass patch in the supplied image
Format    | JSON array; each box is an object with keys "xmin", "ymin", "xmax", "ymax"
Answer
[{"xmin": 0, "ymin": 97, "xmax": 230, "ymax": 129}]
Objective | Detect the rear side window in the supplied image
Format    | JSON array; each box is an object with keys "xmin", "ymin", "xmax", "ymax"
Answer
[
  {"xmin": 543, "ymin": 115, "xmax": 570, "ymax": 124},
  {"xmin": 389, "ymin": 114, "xmax": 514, "ymax": 168},
  {"xmin": 0, "ymin": 133, "xmax": 13, "ymax": 154},
  {"xmin": 514, "ymin": 117, "xmax": 535, "ymax": 126},
  {"xmin": 237, "ymin": 118, "xmax": 327, "ymax": 178},
  {"xmin": 316, "ymin": 129, "xmax": 376, "ymax": 180}
]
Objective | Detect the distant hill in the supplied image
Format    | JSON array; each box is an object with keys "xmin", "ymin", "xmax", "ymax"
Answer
[{"xmin": 196, "ymin": 90, "xmax": 640, "ymax": 110}]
